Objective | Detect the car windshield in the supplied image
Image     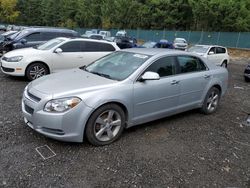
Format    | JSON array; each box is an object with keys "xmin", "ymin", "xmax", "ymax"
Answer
[
  {"xmin": 36, "ymin": 38, "xmax": 65, "ymax": 50},
  {"xmin": 175, "ymin": 39, "xmax": 186, "ymax": 43},
  {"xmin": 84, "ymin": 51, "xmax": 150, "ymax": 81},
  {"xmin": 187, "ymin": 46, "xmax": 209, "ymax": 53},
  {"xmin": 141, "ymin": 41, "xmax": 156, "ymax": 48},
  {"xmin": 7, "ymin": 30, "xmax": 24, "ymax": 40}
]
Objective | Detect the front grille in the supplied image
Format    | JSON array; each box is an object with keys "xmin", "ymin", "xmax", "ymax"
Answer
[
  {"xmin": 24, "ymin": 104, "xmax": 34, "ymax": 115},
  {"xmin": 27, "ymin": 91, "xmax": 41, "ymax": 102},
  {"xmin": 2, "ymin": 66, "xmax": 14, "ymax": 72}
]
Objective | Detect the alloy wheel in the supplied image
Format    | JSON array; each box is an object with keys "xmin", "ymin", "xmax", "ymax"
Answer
[
  {"xmin": 206, "ymin": 91, "xmax": 219, "ymax": 113},
  {"xmin": 94, "ymin": 110, "xmax": 122, "ymax": 142},
  {"xmin": 29, "ymin": 65, "xmax": 46, "ymax": 80}
]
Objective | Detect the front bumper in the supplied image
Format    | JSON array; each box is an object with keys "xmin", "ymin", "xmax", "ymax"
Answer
[
  {"xmin": 22, "ymin": 88, "xmax": 94, "ymax": 142},
  {"xmin": 0, "ymin": 58, "xmax": 25, "ymax": 76}
]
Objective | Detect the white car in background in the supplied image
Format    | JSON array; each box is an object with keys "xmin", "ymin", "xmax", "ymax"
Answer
[
  {"xmin": 187, "ymin": 45, "xmax": 230, "ymax": 68},
  {"xmin": 0, "ymin": 38, "xmax": 120, "ymax": 80},
  {"xmin": 173, "ymin": 38, "xmax": 188, "ymax": 50}
]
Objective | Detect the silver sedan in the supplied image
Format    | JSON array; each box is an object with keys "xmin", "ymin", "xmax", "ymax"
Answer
[{"xmin": 22, "ymin": 48, "xmax": 228, "ymax": 145}]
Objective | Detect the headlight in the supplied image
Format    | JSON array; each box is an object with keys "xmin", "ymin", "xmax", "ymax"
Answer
[
  {"xmin": 44, "ymin": 97, "xmax": 81, "ymax": 113},
  {"xmin": 6, "ymin": 56, "xmax": 23, "ymax": 62}
]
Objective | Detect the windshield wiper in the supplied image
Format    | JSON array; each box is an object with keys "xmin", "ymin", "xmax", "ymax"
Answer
[{"xmin": 90, "ymin": 71, "xmax": 111, "ymax": 79}]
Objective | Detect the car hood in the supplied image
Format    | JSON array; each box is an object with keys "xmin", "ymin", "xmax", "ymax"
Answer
[
  {"xmin": 189, "ymin": 51, "xmax": 205, "ymax": 56},
  {"xmin": 29, "ymin": 69, "xmax": 118, "ymax": 97},
  {"xmin": 4, "ymin": 47, "xmax": 44, "ymax": 58}
]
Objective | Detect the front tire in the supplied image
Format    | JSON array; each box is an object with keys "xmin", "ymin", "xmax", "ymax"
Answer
[
  {"xmin": 85, "ymin": 104, "xmax": 126, "ymax": 146},
  {"xmin": 201, "ymin": 87, "xmax": 221, "ymax": 114},
  {"xmin": 26, "ymin": 63, "xmax": 49, "ymax": 81},
  {"xmin": 245, "ymin": 76, "xmax": 250, "ymax": 82}
]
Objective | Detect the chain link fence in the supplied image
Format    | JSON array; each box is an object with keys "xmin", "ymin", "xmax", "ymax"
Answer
[{"xmin": 76, "ymin": 28, "xmax": 250, "ymax": 49}]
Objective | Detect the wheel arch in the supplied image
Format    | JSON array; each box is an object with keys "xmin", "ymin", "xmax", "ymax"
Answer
[
  {"xmin": 25, "ymin": 61, "xmax": 51, "ymax": 76},
  {"xmin": 212, "ymin": 84, "xmax": 222, "ymax": 94},
  {"xmin": 91, "ymin": 101, "xmax": 129, "ymax": 123}
]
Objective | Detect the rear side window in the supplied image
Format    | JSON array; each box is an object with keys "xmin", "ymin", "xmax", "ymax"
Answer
[
  {"xmin": 60, "ymin": 41, "xmax": 81, "ymax": 52},
  {"xmin": 83, "ymin": 41, "xmax": 115, "ymax": 52},
  {"xmin": 216, "ymin": 47, "xmax": 226, "ymax": 54},
  {"xmin": 177, "ymin": 56, "xmax": 207, "ymax": 73},
  {"xmin": 24, "ymin": 32, "xmax": 41, "ymax": 41},
  {"xmin": 145, "ymin": 56, "xmax": 176, "ymax": 77}
]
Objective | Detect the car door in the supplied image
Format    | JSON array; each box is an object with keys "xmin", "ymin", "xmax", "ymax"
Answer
[
  {"xmin": 51, "ymin": 41, "xmax": 84, "ymax": 72},
  {"xmin": 215, "ymin": 47, "xmax": 226, "ymax": 65},
  {"xmin": 133, "ymin": 56, "xmax": 180, "ymax": 124},
  {"xmin": 207, "ymin": 47, "xmax": 221, "ymax": 65},
  {"xmin": 176, "ymin": 55, "xmax": 210, "ymax": 108},
  {"xmin": 18, "ymin": 32, "xmax": 42, "ymax": 49}
]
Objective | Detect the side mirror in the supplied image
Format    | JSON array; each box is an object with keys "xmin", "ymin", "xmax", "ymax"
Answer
[
  {"xmin": 54, "ymin": 48, "xmax": 62, "ymax": 53},
  {"xmin": 140, "ymin": 71, "xmax": 160, "ymax": 81},
  {"xmin": 20, "ymin": 39, "xmax": 27, "ymax": 44},
  {"xmin": 208, "ymin": 51, "xmax": 215, "ymax": 55}
]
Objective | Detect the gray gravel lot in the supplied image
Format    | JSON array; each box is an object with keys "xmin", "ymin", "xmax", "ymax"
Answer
[{"xmin": 0, "ymin": 60, "xmax": 250, "ymax": 187}]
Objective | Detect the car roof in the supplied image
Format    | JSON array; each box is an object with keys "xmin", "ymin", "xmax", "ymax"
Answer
[
  {"xmin": 193, "ymin": 44, "xmax": 226, "ymax": 48},
  {"xmin": 121, "ymin": 48, "xmax": 195, "ymax": 56},
  {"xmin": 22, "ymin": 27, "xmax": 77, "ymax": 33},
  {"xmin": 58, "ymin": 37, "xmax": 115, "ymax": 44},
  {"xmin": 175, "ymin": 38, "xmax": 186, "ymax": 40}
]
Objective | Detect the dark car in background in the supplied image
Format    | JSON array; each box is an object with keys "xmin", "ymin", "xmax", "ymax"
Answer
[
  {"xmin": 138, "ymin": 40, "xmax": 174, "ymax": 49},
  {"xmin": 0, "ymin": 27, "xmax": 79, "ymax": 53},
  {"xmin": 114, "ymin": 36, "xmax": 137, "ymax": 49},
  {"xmin": 244, "ymin": 64, "xmax": 250, "ymax": 82}
]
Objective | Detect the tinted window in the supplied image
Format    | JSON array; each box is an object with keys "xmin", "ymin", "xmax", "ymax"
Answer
[
  {"xmin": 145, "ymin": 56, "xmax": 176, "ymax": 77},
  {"xmin": 177, "ymin": 56, "xmax": 207, "ymax": 73},
  {"xmin": 60, "ymin": 41, "xmax": 81, "ymax": 52},
  {"xmin": 208, "ymin": 47, "xmax": 216, "ymax": 54},
  {"xmin": 41, "ymin": 32, "xmax": 59, "ymax": 41},
  {"xmin": 216, "ymin": 47, "xmax": 226, "ymax": 54},
  {"xmin": 83, "ymin": 41, "xmax": 115, "ymax": 52},
  {"xmin": 25, "ymin": 33, "xmax": 41, "ymax": 41}
]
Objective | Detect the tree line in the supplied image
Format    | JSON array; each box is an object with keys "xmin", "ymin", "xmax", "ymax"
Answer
[{"xmin": 0, "ymin": 0, "xmax": 250, "ymax": 32}]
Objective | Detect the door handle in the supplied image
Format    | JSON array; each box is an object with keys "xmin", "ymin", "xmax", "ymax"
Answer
[
  {"xmin": 204, "ymin": 74, "xmax": 211, "ymax": 79},
  {"xmin": 171, "ymin": 80, "xmax": 180, "ymax": 85},
  {"xmin": 77, "ymin": 56, "xmax": 83, "ymax": 59}
]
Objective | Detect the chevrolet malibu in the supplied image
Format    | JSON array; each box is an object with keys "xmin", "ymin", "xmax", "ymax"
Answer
[
  {"xmin": 22, "ymin": 48, "xmax": 228, "ymax": 146},
  {"xmin": 1, "ymin": 37, "xmax": 119, "ymax": 80}
]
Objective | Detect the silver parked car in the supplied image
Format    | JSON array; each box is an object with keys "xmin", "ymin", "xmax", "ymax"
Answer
[
  {"xmin": 22, "ymin": 48, "xmax": 228, "ymax": 145},
  {"xmin": 173, "ymin": 38, "xmax": 188, "ymax": 50}
]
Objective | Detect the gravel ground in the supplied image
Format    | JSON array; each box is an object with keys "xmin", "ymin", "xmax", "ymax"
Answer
[{"xmin": 0, "ymin": 60, "xmax": 250, "ymax": 188}]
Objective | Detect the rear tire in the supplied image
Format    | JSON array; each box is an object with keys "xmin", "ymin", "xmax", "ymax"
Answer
[
  {"xmin": 201, "ymin": 87, "xmax": 221, "ymax": 114},
  {"xmin": 85, "ymin": 104, "xmax": 126, "ymax": 146},
  {"xmin": 26, "ymin": 63, "xmax": 49, "ymax": 81},
  {"xmin": 221, "ymin": 61, "xmax": 227, "ymax": 68}
]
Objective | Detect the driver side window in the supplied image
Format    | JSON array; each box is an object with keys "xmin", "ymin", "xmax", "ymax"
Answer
[
  {"xmin": 145, "ymin": 56, "xmax": 176, "ymax": 78},
  {"xmin": 208, "ymin": 47, "xmax": 216, "ymax": 55},
  {"xmin": 24, "ymin": 32, "xmax": 41, "ymax": 42}
]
